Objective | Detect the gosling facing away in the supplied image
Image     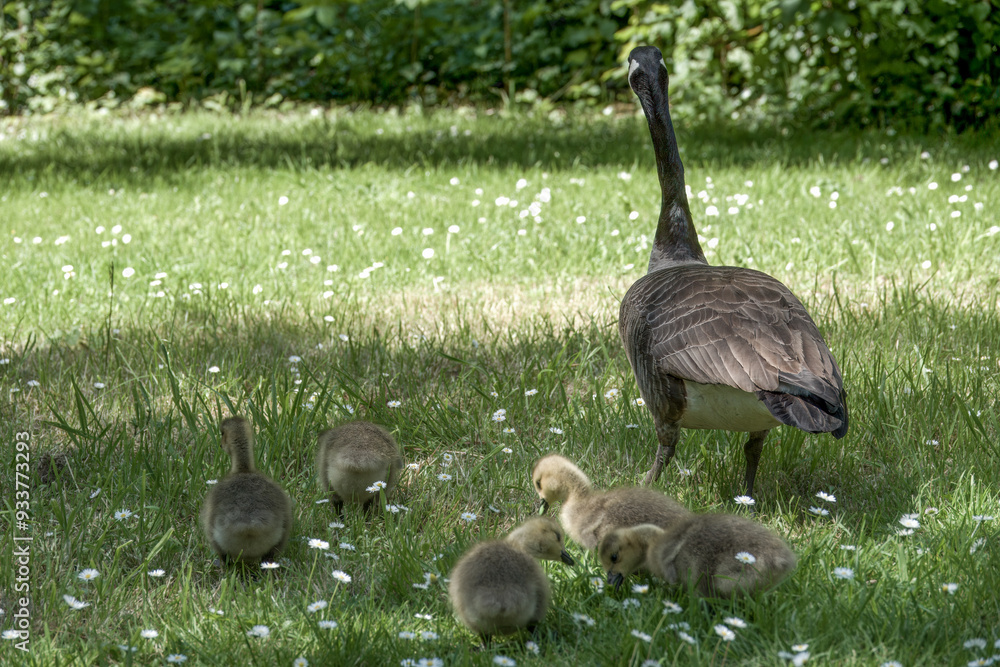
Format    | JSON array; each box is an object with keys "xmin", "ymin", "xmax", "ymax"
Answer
[
  {"xmin": 316, "ymin": 421, "xmax": 404, "ymax": 512},
  {"xmin": 531, "ymin": 453, "xmax": 691, "ymax": 549},
  {"xmin": 449, "ymin": 516, "xmax": 575, "ymax": 645},
  {"xmin": 201, "ymin": 416, "xmax": 293, "ymax": 566},
  {"xmin": 599, "ymin": 513, "xmax": 796, "ymax": 598},
  {"xmin": 619, "ymin": 45, "xmax": 848, "ymax": 496}
]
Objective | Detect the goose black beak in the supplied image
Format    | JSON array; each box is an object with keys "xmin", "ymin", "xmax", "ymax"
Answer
[
  {"xmin": 607, "ymin": 571, "xmax": 624, "ymax": 591},
  {"xmin": 560, "ymin": 550, "xmax": 575, "ymax": 566},
  {"xmin": 537, "ymin": 499, "xmax": 550, "ymax": 515}
]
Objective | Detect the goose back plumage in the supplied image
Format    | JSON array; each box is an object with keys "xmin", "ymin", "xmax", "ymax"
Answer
[{"xmin": 621, "ymin": 265, "xmax": 848, "ymax": 436}]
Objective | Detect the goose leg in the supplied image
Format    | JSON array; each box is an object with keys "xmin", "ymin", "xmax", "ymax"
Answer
[
  {"xmin": 643, "ymin": 422, "xmax": 680, "ymax": 485},
  {"xmin": 743, "ymin": 430, "xmax": 769, "ymax": 499}
]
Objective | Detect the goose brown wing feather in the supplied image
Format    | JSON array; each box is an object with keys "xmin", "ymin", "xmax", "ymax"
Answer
[{"xmin": 627, "ymin": 265, "xmax": 845, "ymax": 413}]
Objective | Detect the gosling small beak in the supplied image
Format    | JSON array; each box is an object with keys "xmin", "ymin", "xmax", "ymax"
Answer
[
  {"xmin": 607, "ymin": 571, "xmax": 624, "ymax": 591},
  {"xmin": 537, "ymin": 499, "xmax": 550, "ymax": 515},
  {"xmin": 560, "ymin": 550, "xmax": 575, "ymax": 566}
]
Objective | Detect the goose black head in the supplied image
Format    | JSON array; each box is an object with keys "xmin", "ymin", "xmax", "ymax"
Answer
[{"xmin": 627, "ymin": 46, "xmax": 669, "ymax": 101}]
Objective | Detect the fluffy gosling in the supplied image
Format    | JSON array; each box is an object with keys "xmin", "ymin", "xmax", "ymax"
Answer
[
  {"xmin": 449, "ymin": 516, "xmax": 574, "ymax": 645},
  {"xmin": 316, "ymin": 421, "xmax": 403, "ymax": 512},
  {"xmin": 531, "ymin": 453, "xmax": 690, "ymax": 549},
  {"xmin": 200, "ymin": 416, "xmax": 293, "ymax": 566},
  {"xmin": 599, "ymin": 513, "xmax": 796, "ymax": 598}
]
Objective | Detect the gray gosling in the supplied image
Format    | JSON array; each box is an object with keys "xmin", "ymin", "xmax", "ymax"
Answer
[
  {"xmin": 531, "ymin": 453, "xmax": 691, "ymax": 549},
  {"xmin": 201, "ymin": 416, "xmax": 293, "ymax": 566},
  {"xmin": 449, "ymin": 516, "xmax": 575, "ymax": 645},
  {"xmin": 599, "ymin": 513, "xmax": 797, "ymax": 598},
  {"xmin": 316, "ymin": 421, "xmax": 404, "ymax": 513}
]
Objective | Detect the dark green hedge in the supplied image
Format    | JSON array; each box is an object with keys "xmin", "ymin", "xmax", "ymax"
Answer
[{"xmin": 2, "ymin": 0, "xmax": 998, "ymax": 129}]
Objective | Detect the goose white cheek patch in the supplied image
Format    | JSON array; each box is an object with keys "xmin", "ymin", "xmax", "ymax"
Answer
[{"xmin": 628, "ymin": 58, "xmax": 642, "ymax": 91}]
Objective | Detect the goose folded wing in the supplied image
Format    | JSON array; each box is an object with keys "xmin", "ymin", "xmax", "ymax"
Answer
[{"xmin": 644, "ymin": 267, "xmax": 845, "ymax": 412}]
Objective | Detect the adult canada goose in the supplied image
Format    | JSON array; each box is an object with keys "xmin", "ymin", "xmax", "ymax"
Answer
[
  {"xmin": 201, "ymin": 416, "xmax": 293, "ymax": 566},
  {"xmin": 316, "ymin": 421, "xmax": 404, "ymax": 513},
  {"xmin": 448, "ymin": 516, "xmax": 574, "ymax": 645},
  {"xmin": 619, "ymin": 45, "xmax": 848, "ymax": 496},
  {"xmin": 531, "ymin": 453, "xmax": 690, "ymax": 549},
  {"xmin": 599, "ymin": 513, "xmax": 797, "ymax": 598}
]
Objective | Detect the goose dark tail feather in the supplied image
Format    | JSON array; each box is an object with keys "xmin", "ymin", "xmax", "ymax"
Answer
[{"xmin": 757, "ymin": 391, "xmax": 849, "ymax": 439}]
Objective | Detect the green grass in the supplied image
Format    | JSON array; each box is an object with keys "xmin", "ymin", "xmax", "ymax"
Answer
[{"xmin": 1, "ymin": 107, "xmax": 999, "ymax": 667}]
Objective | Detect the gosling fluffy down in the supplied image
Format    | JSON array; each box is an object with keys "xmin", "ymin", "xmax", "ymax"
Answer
[
  {"xmin": 531, "ymin": 453, "xmax": 691, "ymax": 549},
  {"xmin": 316, "ymin": 421, "xmax": 403, "ymax": 510},
  {"xmin": 201, "ymin": 416, "xmax": 293, "ymax": 565},
  {"xmin": 599, "ymin": 513, "xmax": 796, "ymax": 598},
  {"xmin": 449, "ymin": 516, "xmax": 574, "ymax": 642}
]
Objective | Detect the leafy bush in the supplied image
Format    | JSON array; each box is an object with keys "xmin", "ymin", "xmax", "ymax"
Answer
[
  {"xmin": 2, "ymin": 0, "xmax": 998, "ymax": 129},
  {"xmin": 614, "ymin": 0, "xmax": 1000, "ymax": 130}
]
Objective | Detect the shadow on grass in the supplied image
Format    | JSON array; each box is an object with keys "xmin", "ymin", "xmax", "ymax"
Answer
[
  {"xmin": 2, "ymin": 110, "xmax": 997, "ymax": 186},
  {"xmin": 11, "ymin": 287, "xmax": 999, "ymax": 541}
]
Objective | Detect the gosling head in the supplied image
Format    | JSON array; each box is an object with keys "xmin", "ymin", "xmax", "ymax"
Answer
[
  {"xmin": 598, "ymin": 524, "xmax": 660, "ymax": 591},
  {"xmin": 220, "ymin": 416, "xmax": 253, "ymax": 452},
  {"xmin": 506, "ymin": 516, "xmax": 575, "ymax": 565},
  {"xmin": 531, "ymin": 454, "xmax": 590, "ymax": 513}
]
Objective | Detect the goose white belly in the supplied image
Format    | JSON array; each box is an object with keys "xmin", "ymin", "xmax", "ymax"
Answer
[{"xmin": 678, "ymin": 381, "xmax": 781, "ymax": 432}]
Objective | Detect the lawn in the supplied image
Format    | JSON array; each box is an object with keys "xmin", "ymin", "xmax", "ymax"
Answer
[{"xmin": 1, "ymin": 106, "xmax": 999, "ymax": 667}]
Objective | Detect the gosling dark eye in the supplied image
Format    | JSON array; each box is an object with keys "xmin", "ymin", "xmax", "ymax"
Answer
[
  {"xmin": 610, "ymin": 553, "xmax": 618, "ymax": 564},
  {"xmin": 535, "ymin": 480, "xmax": 542, "ymax": 489}
]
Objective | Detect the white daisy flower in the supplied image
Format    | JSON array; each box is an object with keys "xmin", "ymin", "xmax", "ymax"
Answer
[
  {"xmin": 714, "ymin": 624, "xmax": 736, "ymax": 641},
  {"xmin": 332, "ymin": 570, "xmax": 352, "ymax": 583},
  {"xmin": 77, "ymin": 569, "xmax": 100, "ymax": 581},
  {"xmin": 246, "ymin": 625, "xmax": 270, "ymax": 638},
  {"xmin": 833, "ymin": 567, "xmax": 854, "ymax": 580},
  {"xmin": 735, "ymin": 551, "xmax": 757, "ymax": 564},
  {"xmin": 63, "ymin": 595, "xmax": 90, "ymax": 610}
]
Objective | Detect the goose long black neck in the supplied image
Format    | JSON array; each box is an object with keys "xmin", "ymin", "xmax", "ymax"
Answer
[{"xmin": 627, "ymin": 46, "xmax": 706, "ymax": 271}]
